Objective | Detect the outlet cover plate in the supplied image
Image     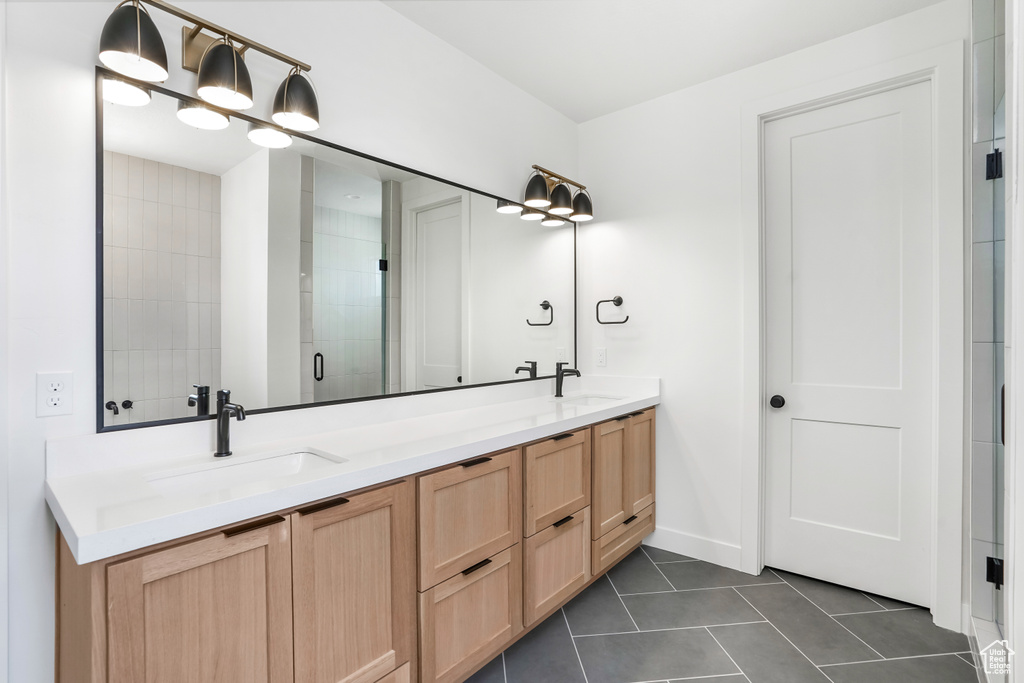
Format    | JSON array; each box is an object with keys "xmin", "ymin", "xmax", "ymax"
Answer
[{"xmin": 37, "ymin": 372, "xmax": 73, "ymax": 417}]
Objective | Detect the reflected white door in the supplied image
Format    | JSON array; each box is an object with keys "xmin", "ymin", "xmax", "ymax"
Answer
[
  {"xmin": 415, "ymin": 200, "xmax": 462, "ymax": 389},
  {"xmin": 764, "ymin": 81, "xmax": 934, "ymax": 606}
]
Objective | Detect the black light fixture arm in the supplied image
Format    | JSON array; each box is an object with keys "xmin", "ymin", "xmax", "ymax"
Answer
[
  {"xmin": 138, "ymin": 0, "xmax": 312, "ymax": 72},
  {"xmin": 526, "ymin": 300, "xmax": 554, "ymax": 326},
  {"xmin": 596, "ymin": 296, "xmax": 629, "ymax": 325}
]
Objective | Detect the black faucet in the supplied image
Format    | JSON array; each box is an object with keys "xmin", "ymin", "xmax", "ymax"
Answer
[
  {"xmin": 555, "ymin": 362, "xmax": 581, "ymax": 398},
  {"xmin": 214, "ymin": 389, "xmax": 246, "ymax": 458},
  {"xmin": 515, "ymin": 361, "xmax": 538, "ymax": 379},
  {"xmin": 187, "ymin": 384, "xmax": 210, "ymax": 416}
]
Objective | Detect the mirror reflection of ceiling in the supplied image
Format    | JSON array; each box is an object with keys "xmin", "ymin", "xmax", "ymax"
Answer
[{"xmin": 383, "ymin": 0, "xmax": 946, "ymax": 122}]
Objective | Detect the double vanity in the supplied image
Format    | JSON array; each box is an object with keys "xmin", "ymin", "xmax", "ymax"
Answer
[{"xmin": 47, "ymin": 376, "xmax": 659, "ymax": 683}]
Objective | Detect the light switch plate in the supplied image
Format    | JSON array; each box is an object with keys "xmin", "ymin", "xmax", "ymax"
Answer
[
  {"xmin": 596, "ymin": 347, "xmax": 607, "ymax": 367},
  {"xmin": 37, "ymin": 372, "xmax": 73, "ymax": 417},
  {"xmin": 556, "ymin": 347, "xmax": 567, "ymax": 362}
]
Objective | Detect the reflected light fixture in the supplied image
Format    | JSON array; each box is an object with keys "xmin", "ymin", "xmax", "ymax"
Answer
[
  {"xmin": 102, "ymin": 77, "xmax": 151, "ymax": 106},
  {"xmin": 520, "ymin": 208, "xmax": 544, "ymax": 221},
  {"xmin": 197, "ymin": 40, "xmax": 254, "ymax": 110},
  {"xmin": 98, "ymin": 0, "xmax": 169, "ymax": 82},
  {"xmin": 247, "ymin": 122, "xmax": 292, "ymax": 148},
  {"xmin": 496, "ymin": 199, "xmax": 523, "ymax": 214},
  {"xmin": 523, "ymin": 172, "xmax": 551, "ymax": 208},
  {"xmin": 176, "ymin": 99, "xmax": 230, "ymax": 130},
  {"xmin": 273, "ymin": 68, "xmax": 320, "ymax": 131},
  {"xmin": 541, "ymin": 217, "xmax": 565, "ymax": 227},
  {"xmin": 570, "ymin": 190, "xmax": 594, "ymax": 222},
  {"xmin": 548, "ymin": 183, "xmax": 573, "ymax": 215}
]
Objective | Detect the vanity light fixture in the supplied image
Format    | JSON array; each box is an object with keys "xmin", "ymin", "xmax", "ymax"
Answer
[
  {"xmin": 176, "ymin": 99, "xmax": 230, "ymax": 130},
  {"xmin": 247, "ymin": 122, "xmax": 292, "ymax": 149},
  {"xmin": 98, "ymin": 0, "xmax": 169, "ymax": 82},
  {"xmin": 541, "ymin": 217, "xmax": 566, "ymax": 227},
  {"xmin": 569, "ymin": 189, "xmax": 594, "ymax": 222},
  {"xmin": 196, "ymin": 40, "xmax": 253, "ymax": 110},
  {"xmin": 519, "ymin": 165, "xmax": 595, "ymax": 222},
  {"xmin": 520, "ymin": 208, "xmax": 545, "ymax": 221},
  {"xmin": 496, "ymin": 199, "xmax": 523, "ymax": 214},
  {"xmin": 102, "ymin": 77, "xmax": 151, "ymax": 106},
  {"xmin": 548, "ymin": 183, "xmax": 573, "ymax": 215},
  {"xmin": 273, "ymin": 68, "xmax": 320, "ymax": 132},
  {"xmin": 523, "ymin": 171, "xmax": 551, "ymax": 208}
]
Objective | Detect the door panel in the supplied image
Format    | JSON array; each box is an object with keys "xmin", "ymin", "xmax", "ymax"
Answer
[
  {"xmin": 416, "ymin": 200, "xmax": 462, "ymax": 389},
  {"xmin": 764, "ymin": 81, "xmax": 933, "ymax": 606}
]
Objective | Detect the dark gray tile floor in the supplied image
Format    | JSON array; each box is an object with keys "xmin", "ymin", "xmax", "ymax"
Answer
[{"xmin": 466, "ymin": 545, "xmax": 977, "ymax": 683}]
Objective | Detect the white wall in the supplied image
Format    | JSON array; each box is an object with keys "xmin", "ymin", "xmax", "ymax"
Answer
[
  {"xmin": 221, "ymin": 148, "xmax": 271, "ymax": 407},
  {"xmin": 2, "ymin": 2, "xmax": 576, "ymax": 680},
  {"xmin": 0, "ymin": 1, "xmax": 9, "ymax": 677},
  {"xmin": 577, "ymin": 1, "xmax": 970, "ymax": 567}
]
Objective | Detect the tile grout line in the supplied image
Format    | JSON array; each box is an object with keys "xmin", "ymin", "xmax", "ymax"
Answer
[
  {"xmin": 821, "ymin": 651, "xmax": 981, "ymax": 668},
  {"xmin": 501, "ymin": 651, "xmax": 508, "ymax": 683},
  {"xmin": 771, "ymin": 570, "xmax": 887, "ymax": 662},
  {"xmin": 829, "ymin": 607, "xmax": 918, "ymax": 617},
  {"xmin": 571, "ymin": 620, "xmax": 768, "ymax": 638},
  {"xmin": 605, "ymin": 572, "xmax": 643, "ymax": 632},
  {"xmin": 640, "ymin": 545, "xmax": 681, "ymax": 590},
  {"xmin": 561, "ymin": 608, "xmax": 592, "ymax": 683},
  {"xmin": 730, "ymin": 587, "xmax": 838, "ymax": 683},
  {"xmin": 705, "ymin": 626, "xmax": 751, "ymax": 682},
  {"xmin": 618, "ymin": 582, "xmax": 785, "ymax": 597},
  {"xmin": 653, "ymin": 559, "xmax": 701, "ymax": 565},
  {"xmin": 860, "ymin": 591, "xmax": 889, "ymax": 610}
]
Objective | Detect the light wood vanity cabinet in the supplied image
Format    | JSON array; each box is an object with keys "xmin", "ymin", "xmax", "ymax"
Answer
[
  {"xmin": 523, "ymin": 428, "xmax": 591, "ymax": 536},
  {"xmin": 524, "ymin": 507, "xmax": 591, "ymax": 626},
  {"xmin": 290, "ymin": 481, "xmax": 416, "ymax": 683}
]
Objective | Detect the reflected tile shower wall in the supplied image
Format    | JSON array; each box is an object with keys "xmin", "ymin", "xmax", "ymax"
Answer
[{"xmin": 311, "ymin": 205, "xmax": 383, "ymax": 401}]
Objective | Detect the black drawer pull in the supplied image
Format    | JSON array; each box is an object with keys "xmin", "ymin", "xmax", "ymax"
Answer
[
  {"xmin": 461, "ymin": 456, "xmax": 493, "ymax": 468},
  {"xmin": 552, "ymin": 433, "xmax": 574, "ymax": 441},
  {"xmin": 616, "ymin": 415, "xmax": 631, "ymax": 422},
  {"xmin": 623, "ymin": 515, "xmax": 639, "ymax": 525},
  {"xmin": 462, "ymin": 558, "xmax": 492, "ymax": 575},
  {"xmin": 296, "ymin": 497, "xmax": 349, "ymax": 516},
  {"xmin": 629, "ymin": 411, "xmax": 645, "ymax": 417},
  {"xmin": 553, "ymin": 515, "xmax": 575, "ymax": 527},
  {"xmin": 223, "ymin": 515, "xmax": 286, "ymax": 537}
]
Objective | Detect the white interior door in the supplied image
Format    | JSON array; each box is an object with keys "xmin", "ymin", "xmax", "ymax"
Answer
[
  {"xmin": 415, "ymin": 200, "xmax": 462, "ymax": 389},
  {"xmin": 764, "ymin": 80, "xmax": 934, "ymax": 606}
]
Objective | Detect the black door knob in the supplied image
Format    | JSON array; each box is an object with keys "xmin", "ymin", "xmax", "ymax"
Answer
[{"xmin": 770, "ymin": 395, "xmax": 786, "ymax": 409}]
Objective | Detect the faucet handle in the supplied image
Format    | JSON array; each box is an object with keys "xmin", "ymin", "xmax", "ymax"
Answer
[{"xmin": 556, "ymin": 361, "xmax": 567, "ymax": 374}]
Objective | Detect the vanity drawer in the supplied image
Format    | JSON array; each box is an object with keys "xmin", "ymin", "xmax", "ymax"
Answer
[
  {"xmin": 524, "ymin": 507, "xmax": 591, "ymax": 626},
  {"xmin": 523, "ymin": 428, "xmax": 591, "ymax": 536},
  {"xmin": 418, "ymin": 545, "xmax": 523, "ymax": 683},
  {"xmin": 592, "ymin": 503, "xmax": 655, "ymax": 576},
  {"xmin": 418, "ymin": 449, "xmax": 522, "ymax": 590},
  {"xmin": 374, "ymin": 662, "xmax": 410, "ymax": 683}
]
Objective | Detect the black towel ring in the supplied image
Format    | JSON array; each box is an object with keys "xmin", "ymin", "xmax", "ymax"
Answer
[
  {"xmin": 527, "ymin": 300, "xmax": 554, "ymax": 326},
  {"xmin": 596, "ymin": 296, "xmax": 629, "ymax": 325}
]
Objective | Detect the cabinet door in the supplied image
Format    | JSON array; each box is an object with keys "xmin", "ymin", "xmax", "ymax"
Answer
[
  {"xmin": 524, "ymin": 507, "xmax": 591, "ymax": 626},
  {"xmin": 106, "ymin": 517, "xmax": 293, "ymax": 683},
  {"xmin": 419, "ymin": 545, "xmax": 523, "ymax": 683},
  {"xmin": 418, "ymin": 449, "xmax": 522, "ymax": 589},
  {"xmin": 524, "ymin": 429, "xmax": 591, "ymax": 536},
  {"xmin": 291, "ymin": 482, "xmax": 416, "ymax": 683},
  {"xmin": 374, "ymin": 663, "xmax": 410, "ymax": 683},
  {"xmin": 626, "ymin": 410, "xmax": 656, "ymax": 515},
  {"xmin": 592, "ymin": 417, "xmax": 629, "ymax": 539},
  {"xmin": 593, "ymin": 503, "xmax": 656, "ymax": 576}
]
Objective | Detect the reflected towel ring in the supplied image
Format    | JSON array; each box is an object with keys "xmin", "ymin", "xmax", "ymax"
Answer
[
  {"xmin": 527, "ymin": 300, "xmax": 554, "ymax": 327},
  {"xmin": 596, "ymin": 296, "xmax": 629, "ymax": 325}
]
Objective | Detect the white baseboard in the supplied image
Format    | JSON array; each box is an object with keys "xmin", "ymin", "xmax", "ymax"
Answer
[{"xmin": 646, "ymin": 525, "xmax": 743, "ymax": 572}]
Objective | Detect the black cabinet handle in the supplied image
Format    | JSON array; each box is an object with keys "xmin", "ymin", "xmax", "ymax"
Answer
[
  {"xmin": 461, "ymin": 558, "xmax": 492, "ymax": 576},
  {"xmin": 629, "ymin": 411, "xmax": 645, "ymax": 417},
  {"xmin": 616, "ymin": 415, "xmax": 631, "ymax": 422},
  {"xmin": 296, "ymin": 497, "xmax": 349, "ymax": 516},
  {"xmin": 223, "ymin": 515, "xmax": 287, "ymax": 537},
  {"xmin": 552, "ymin": 433, "xmax": 574, "ymax": 441},
  {"xmin": 461, "ymin": 456, "xmax": 493, "ymax": 468},
  {"xmin": 314, "ymin": 352, "xmax": 324, "ymax": 382},
  {"xmin": 623, "ymin": 515, "xmax": 639, "ymax": 525},
  {"xmin": 553, "ymin": 515, "xmax": 575, "ymax": 527}
]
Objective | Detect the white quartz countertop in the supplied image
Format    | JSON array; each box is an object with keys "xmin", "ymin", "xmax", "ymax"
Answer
[{"xmin": 46, "ymin": 376, "xmax": 659, "ymax": 564}]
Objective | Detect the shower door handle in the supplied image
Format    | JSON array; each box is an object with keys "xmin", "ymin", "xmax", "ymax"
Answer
[{"xmin": 314, "ymin": 353, "xmax": 324, "ymax": 382}]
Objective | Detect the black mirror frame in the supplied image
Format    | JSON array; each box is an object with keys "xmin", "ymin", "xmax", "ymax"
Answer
[{"xmin": 95, "ymin": 66, "xmax": 578, "ymax": 433}]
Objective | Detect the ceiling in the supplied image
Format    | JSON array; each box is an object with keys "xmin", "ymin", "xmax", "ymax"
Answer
[{"xmin": 382, "ymin": 0, "xmax": 946, "ymax": 123}]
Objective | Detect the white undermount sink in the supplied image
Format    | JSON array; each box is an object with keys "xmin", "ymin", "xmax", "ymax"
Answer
[
  {"xmin": 553, "ymin": 395, "xmax": 623, "ymax": 406},
  {"xmin": 145, "ymin": 448, "xmax": 348, "ymax": 497}
]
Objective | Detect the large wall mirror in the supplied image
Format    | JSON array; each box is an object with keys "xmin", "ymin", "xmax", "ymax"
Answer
[{"xmin": 97, "ymin": 73, "xmax": 576, "ymax": 430}]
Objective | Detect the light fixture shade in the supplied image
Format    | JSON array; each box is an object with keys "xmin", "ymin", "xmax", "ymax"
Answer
[
  {"xmin": 102, "ymin": 77, "xmax": 151, "ymax": 106},
  {"xmin": 549, "ymin": 183, "xmax": 573, "ymax": 215},
  {"xmin": 524, "ymin": 173, "xmax": 551, "ymax": 208},
  {"xmin": 248, "ymin": 122, "xmax": 292, "ymax": 148},
  {"xmin": 197, "ymin": 42, "xmax": 254, "ymax": 110},
  {"xmin": 496, "ymin": 199, "xmax": 523, "ymax": 214},
  {"xmin": 570, "ymin": 190, "xmax": 594, "ymax": 222},
  {"xmin": 541, "ymin": 217, "xmax": 565, "ymax": 227},
  {"xmin": 520, "ymin": 208, "xmax": 544, "ymax": 221},
  {"xmin": 272, "ymin": 70, "xmax": 319, "ymax": 131},
  {"xmin": 99, "ymin": 1, "xmax": 169, "ymax": 82},
  {"xmin": 177, "ymin": 99, "xmax": 230, "ymax": 130}
]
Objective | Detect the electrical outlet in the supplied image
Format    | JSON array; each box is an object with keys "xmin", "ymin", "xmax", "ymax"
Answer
[
  {"xmin": 556, "ymin": 347, "xmax": 567, "ymax": 362},
  {"xmin": 37, "ymin": 372, "xmax": 73, "ymax": 417},
  {"xmin": 596, "ymin": 347, "xmax": 607, "ymax": 367}
]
